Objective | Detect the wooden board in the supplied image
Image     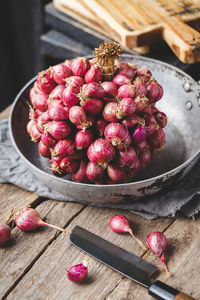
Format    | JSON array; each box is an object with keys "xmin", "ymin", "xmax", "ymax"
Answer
[{"xmin": 53, "ymin": 0, "xmax": 200, "ymax": 63}]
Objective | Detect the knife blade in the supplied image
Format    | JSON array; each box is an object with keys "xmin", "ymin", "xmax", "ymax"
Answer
[{"xmin": 70, "ymin": 226, "xmax": 196, "ymax": 300}]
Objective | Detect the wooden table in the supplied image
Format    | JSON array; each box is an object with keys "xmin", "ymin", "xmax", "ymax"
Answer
[{"xmin": 0, "ymin": 107, "xmax": 200, "ymax": 300}]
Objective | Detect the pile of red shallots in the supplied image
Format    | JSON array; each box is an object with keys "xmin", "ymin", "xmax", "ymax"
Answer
[{"xmin": 27, "ymin": 42, "xmax": 167, "ymax": 184}]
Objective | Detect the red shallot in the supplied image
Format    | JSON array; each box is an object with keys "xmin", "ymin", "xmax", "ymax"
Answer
[
  {"xmin": 116, "ymin": 98, "xmax": 136, "ymax": 119},
  {"xmin": 154, "ymin": 111, "xmax": 167, "ymax": 128},
  {"xmin": 60, "ymin": 157, "xmax": 79, "ymax": 174},
  {"xmin": 48, "ymin": 101, "xmax": 69, "ymax": 120},
  {"xmin": 45, "ymin": 121, "xmax": 71, "ymax": 140},
  {"xmin": 67, "ymin": 261, "xmax": 88, "ymax": 282},
  {"xmin": 107, "ymin": 164, "xmax": 127, "ymax": 183},
  {"xmin": 65, "ymin": 76, "xmax": 84, "ymax": 89},
  {"xmin": 52, "ymin": 64, "xmax": 71, "ymax": 85},
  {"xmin": 62, "ymin": 85, "xmax": 80, "ymax": 107},
  {"xmin": 101, "ymin": 81, "xmax": 118, "ymax": 98},
  {"xmin": 109, "ymin": 215, "xmax": 147, "ymax": 250},
  {"xmin": 36, "ymin": 69, "xmax": 56, "ymax": 94},
  {"xmin": 75, "ymin": 130, "xmax": 93, "ymax": 150},
  {"xmin": 87, "ymin": 138, "xmax": 115, "ymax": 168},
  {"xmin": 115, "ymin": 146, "xmax": 137, "ymax": 169},
  {"xmin": 147, "ymin": 128, "xmax": 165, "ymax": 151},
  {"xmin": 80, "ymin": 97, "xmax": 103, "ymax": 115},
  {"xmin": 38, "ymin": 141, "xmax": 51, "ymax": 158},
  {"xmin": 118, "ymin": 84, "xmax": 135, "ymax": 99},
  {"xmin": 105, "ymin": 123, "xmax": 131, "ymax": 150},
  {"xmin": 52, "ymin": 139, "xmax": 75, "ymax": 157},
  {"xmin": 95, "ymin": 118, "xmax": 108, "ymax": 136},
  {"xmin": 33, "ymin": 93, "xmax": 49, "ymax": 112},
  {"xmin": 0, "ymin": 224, "xmax": 11, "ymax": 246},
  {"xmin": 85, "ymin": 161, "xmax": 104, "ymax": 182},
  {"xmin": 69, "ymin": 106, "xmax": 91, "ymax": 129},
  {"xmin": 103, "ymin": 102, "xmax": 118, "ymax": 122},
  {"xmin": 147, "ymin": 231, "xmax": 170, "ymax": 275},
  {"xmin": 85, "ymin": 65, "xmax": 102, "ymax": 83},
  {"xmin": 79, "ymin": 82, "xmax": 105, "ymax": 100},
  {"xmin": 71, "ymin": 57, "xmax": 90, "ymax": 77},
  {"xmin": 48, "ymin": 85, "xmax": 65, "ymax": 101},
  {"xmin": 41, "ymin": 132, "xmax": 56, "ymax": 148},
  {"xmin": 72, "ymin": 160, "xmax": 89, "ymax": 183},
  {"xmin": 15, "ymin": 207, "xmax": 67, "ymax": 232},
  {"xmin": 112, "ymin": 74, "xmax": 130, "ymax": 86}
]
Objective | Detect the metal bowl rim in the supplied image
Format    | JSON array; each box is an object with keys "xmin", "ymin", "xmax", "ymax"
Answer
[{"xmin": 9, "ymin": 54, "xmax": 200, "ymax": 189}]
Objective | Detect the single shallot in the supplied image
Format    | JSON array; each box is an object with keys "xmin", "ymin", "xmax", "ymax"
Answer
[
  {"xmin": 15, "ymin": 207, "xmax": 67, "ymax": 233},
  {"xmin": 147, "ymin": 231, "xmax": 170, "ymax": 275},
  {"xmin": 0, "ymin": 224, "xmax": 11, "ymax": 246},
  {"xmin": 67, "ymin": 261, "xmax": 88, "ymax": 282},
  {"xmin": 109, "ymin": 215, "xmax": 147, "ymax": 251}
]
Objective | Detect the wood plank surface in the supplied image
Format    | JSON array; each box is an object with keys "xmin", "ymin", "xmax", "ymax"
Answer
[
  {"xmin": 0, "ymin": 184, "xmax": 41, "ymax": 224},
  {"xmin": 0, "ymin": 200, "xmax": 84, "ymax": 299},
  {"xmin": 106, "ymin": 218, "xmax": 200, "ymax": 299},
  {"xmin": 5, "ymin": 207, "xmax": 172, "ymax": 300}
]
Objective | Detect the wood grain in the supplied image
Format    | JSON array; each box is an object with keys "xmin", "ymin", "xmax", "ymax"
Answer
[
  {"xmin": 5, "ymin": 207, "xmax": 172, "ymax": 300},
  {"xmin": 0, "ymin": 184, "xmax": 41, "ymax": 224},
  {"xmin": 0, "ymin": 200, "xmax": 84, "ymax": 299},
  {"xmin": 53, "ymin": 0, "xmax": 200, "ymax": 62},
  {"xmin": 106, "ymin": 218, "xmax": 200, "ymax": 300},
  {"xmin": 174, "ymin": 292, "xmax": 196, "ymax": 300}
]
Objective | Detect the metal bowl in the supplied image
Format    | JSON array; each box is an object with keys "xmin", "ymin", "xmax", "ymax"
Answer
[{"xmin": 9, "ymin": 55, "xmax": 200, "ymax": 204}]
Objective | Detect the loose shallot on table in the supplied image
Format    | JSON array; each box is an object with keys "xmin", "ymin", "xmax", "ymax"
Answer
[{"xmin": 26, "ymin": 41, "xmax": 167, "ymax": 184}]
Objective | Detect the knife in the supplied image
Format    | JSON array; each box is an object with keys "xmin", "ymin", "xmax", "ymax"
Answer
[{"xmin": 70, "ymin": 226, "xmax": 196, "ymax": 300}]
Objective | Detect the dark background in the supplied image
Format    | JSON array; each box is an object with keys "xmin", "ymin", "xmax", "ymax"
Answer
[{"xmin": 0, "ymin": 0, "xmax": 52, "ymax": 112}]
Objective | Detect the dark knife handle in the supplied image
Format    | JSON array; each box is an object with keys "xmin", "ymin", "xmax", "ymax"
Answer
[{"xmin": 149, "ymin": 280, "xmax": 196, "ymax": 300}]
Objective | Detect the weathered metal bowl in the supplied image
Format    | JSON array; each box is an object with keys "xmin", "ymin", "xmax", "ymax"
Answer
[{"xmin": 9, "ymin": 55, "xmax": 200, "ymax": 204}]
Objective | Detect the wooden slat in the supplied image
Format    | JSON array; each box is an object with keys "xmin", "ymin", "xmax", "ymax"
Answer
[
  {"xmin": 0, "ymin": 200, "xmax": 84, "ymax": 299},
  {"xmin": 5, "ymin": 207, "xmax": 172, "ymax": 300},
  {"xmin": 105, "ymin": 218, "xmax": 200, "ymax": 300},
  {"xmin": 52, "ymin": 0, "xmax": 151, "ymax": 54},
  {"xmin": 0, "ymin": 106, "xmax": 10, "ymax": 120},
  {"xmin": 53, "ymin": 0, "xmax": 200, "ymax": 62},
  {"xmin": 0, "ymin": 184, "xmax": 41, "ymax": 224}
]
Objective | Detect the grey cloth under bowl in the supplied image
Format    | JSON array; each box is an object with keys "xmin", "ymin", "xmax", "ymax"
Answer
[{"xmin": 1, "ymin": 119, "xmax": 200, "ymax": 219}]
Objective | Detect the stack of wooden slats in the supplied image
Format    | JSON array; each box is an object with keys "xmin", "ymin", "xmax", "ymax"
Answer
[{"xmin": 53, "ymin": 0, "xmax": 200, "ymax": 63}]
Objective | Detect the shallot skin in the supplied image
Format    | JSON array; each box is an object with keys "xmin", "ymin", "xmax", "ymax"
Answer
[
  {"xmin": 107, "ymin": 164, "xmax": 127, "ymax": 183},
  {"xmin": 85, "ymin": 65, "xmax": 102, "ymax": 83},
  {"xmin": 104, "ymin": 123, "xmax": 131, "ymax": 150},
  {"xmin": 0, "ymin": 224, "xmax": 11, "ymax": 246},
  {"xmin": 101, "ymin": 81, "xmax": 118, "ymax": 98},
  {"xmin": 86, "ymin": 161, "xmax": 104, "ymax": 182},
  {"xmin": 37, "ymin": 69, "xmax": 56, "ymax": 94},
  {"xmin": 67, "ymin": 262, "xmax": 88, "ymax": 282},
  {"xmin": 147, "ymin": 231, "xmax": 170, "ymax": 274},
  {"xmin": 15, "ymin": 208, "xmax": 44, "ymax": 231},
  {"xmin": 109, "ymin": 215, "xmax": 130, "ymax": 233},
  {"xmin": 71, "ymin": 57, "xmax": 90, "ymax": 77},
  {"xmin": 87, "ymin": 138, "xmax": 115, "ymax": 168},
  {"xmin": 73, "ymin": 160, "xmax": 89, "ymax": 183},
  {"xmin": 52, "ymin": 64, "xmax": 72, "ymax": 85}
]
